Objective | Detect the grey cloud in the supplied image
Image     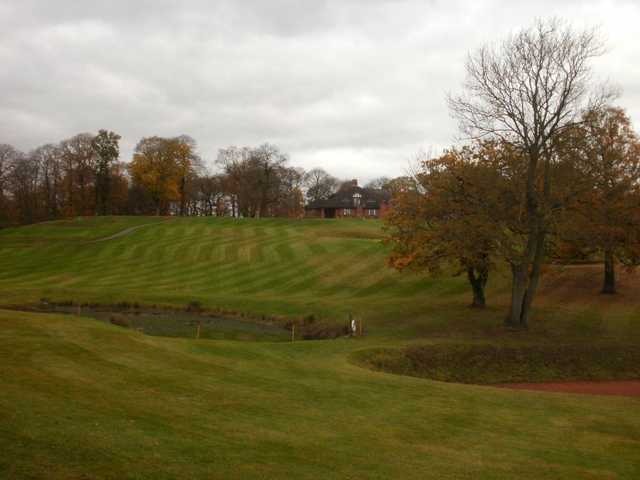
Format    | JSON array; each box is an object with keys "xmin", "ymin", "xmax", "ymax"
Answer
[{"xmin": 1, "ymin": 0, "xmax": 639, "ymax": 182}]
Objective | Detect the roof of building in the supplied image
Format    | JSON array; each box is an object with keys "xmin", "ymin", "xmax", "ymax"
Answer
[{"xmin": 306, "ymin": 181, "xmax": 391, "ymax": 210}]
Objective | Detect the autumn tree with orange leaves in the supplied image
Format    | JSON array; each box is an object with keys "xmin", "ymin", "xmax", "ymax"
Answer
[
  {"xmin": 387, "ymin": 152, "xmax": 491, "ymax": 308},
  {"xmin": 387, "ymin": 138, "xmax": 587, "ymax": 311},
  {"xmin": 387, "ymin": 142, "xmax": 526, "ymax": 308},
  {"xmin": 129, "ymin": 136, "xmax": 199, "ymax": 216},
  {"xmin": 561, "ymin": 107, "xmax": 640, "ymax": 294}
]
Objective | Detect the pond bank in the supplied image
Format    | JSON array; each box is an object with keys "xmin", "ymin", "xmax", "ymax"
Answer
[{"xmin": 7, "ymin": 304, "xmax": 291, "ymax": 342}]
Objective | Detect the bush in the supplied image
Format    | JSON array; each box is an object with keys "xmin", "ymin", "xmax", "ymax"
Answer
[
  {"xmin": 186, "ymin": 300, "xmax": 202, "ymax": 313},
  {"xmin": 300, "ymin": 322, "xmax": 348, "ymax": 340},
  {"xmin": 110, "ymin": 314, "xmax": 130, "ymax": 328}
]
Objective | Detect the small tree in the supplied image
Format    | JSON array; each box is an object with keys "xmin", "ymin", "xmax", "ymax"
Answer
[
  {"xmin": 386, "ymin": 147, "xmax": 505, "ymax": 308},
  {"xmin": 565, "ymin": 107, "xmax": 640, "ymax": 293}
]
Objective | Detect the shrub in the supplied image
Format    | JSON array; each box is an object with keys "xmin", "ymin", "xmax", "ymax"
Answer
[
  {"xmin": 186, "ymin": 300, "xmax": 202, "ymax": 313},
  {"xmin": 110, "ymin": 315, "xmax": 130, "ymax": 328},
  {"xmin": 355, "ymin": 343, "xmax": 640, "ymax": 384}
]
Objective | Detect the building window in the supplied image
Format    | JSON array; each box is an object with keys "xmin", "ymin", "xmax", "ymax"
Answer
[
  {"xmin": 343, "ymin": 208, "xmax": 352, "ymax": 216},
  {"xmin": 353, "ymin": 193, "xmax": 362, "ymax": 207},
  {"xmin": 368, "ymin": 209, "xmax": 377, "ymax": 216}
]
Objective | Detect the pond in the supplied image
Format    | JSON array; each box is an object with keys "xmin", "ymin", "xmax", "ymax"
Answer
[{"xmin": 23, "ymin": 305, "xmax": 291, "ymax": 342}]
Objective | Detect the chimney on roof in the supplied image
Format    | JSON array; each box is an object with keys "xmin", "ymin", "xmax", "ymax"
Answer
[{"xmin": 351, "ymin": 179, "xmax": 358, "ymax": 187}]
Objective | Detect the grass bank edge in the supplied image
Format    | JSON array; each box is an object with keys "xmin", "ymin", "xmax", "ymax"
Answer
[{"xmin": 351, "ymin": 343, "xmax": 640, "ymax": 385}]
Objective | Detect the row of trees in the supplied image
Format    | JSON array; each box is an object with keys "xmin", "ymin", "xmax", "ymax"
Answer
[
  {"xmin": 1, "ymin": 133, "xmax": 392, "ymax": 226},
  {"xmin": 387, "ymin": 19, "xmax": 640, "ymax": 328},
  {"xmin": 0, "ymin": 131, "xmax": 126, "ymax": 225}
]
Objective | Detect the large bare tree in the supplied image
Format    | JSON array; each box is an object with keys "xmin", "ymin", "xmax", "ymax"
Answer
[{"xmin": 449, "ymin": 18, "xmax": 609, "ymax": 328}]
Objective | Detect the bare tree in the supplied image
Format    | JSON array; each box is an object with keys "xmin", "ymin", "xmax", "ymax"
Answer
[
  {"xmin": 8, "ymin": 151, "xmax": 41, "ymax": 224},
  {"xmin": 217, "ymin": 144, "xmax": 291, "ymax": 218},
  {"xmin": 448, "ymin": 18, "xmax": 609, "ymax": 328},
  {"xmin": 194, "ymin": 174, "xmax": 227, "ymax": 216},
  {"xmin": 0, "ymin": 144, "xmax": 22, "ymax": 224},
  {"xmin": 60, "ymin": 133, "xmax": 97, "ymax": 216},
  {"xmin": 303, "ymin": 168, "xmax": 338, "ymax": 203},
  {"xmin": 364, "ymin": 176, "xmax": 391, "ymax": 191},
  {"xmin": 216, "ymin": 146, "xmax": 252, "ymax": 217},
  {"xmin": 32, "ymin": 144, "xmax": 63, "ymax": 219}
]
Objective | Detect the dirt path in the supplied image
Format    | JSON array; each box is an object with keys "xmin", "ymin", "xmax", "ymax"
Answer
[
  {"xmin": 496, "ymin": 380, "xmax": 640, "ymax": 398},
  {"xmin": 90, "ymin": 220, "xmax": 170, "ymax": 243}
]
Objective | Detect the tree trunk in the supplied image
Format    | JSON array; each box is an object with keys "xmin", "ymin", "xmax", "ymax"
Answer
[
  {"xmin": 179, "ymin": 176, "xmax": 186, "ymax": 216},
  {"xmin": 467, "ymin": 267, "xmax": 488, "ymax": 308},
  {"xmin": 507, "ymin": 264, "xmax": 528, "ymax": 327},
  {"xmin": 79, "ymin": 173, "xmax": 86, "ymax": 216},
  {"xmin": 506, "ymin": 241, "xmax": 546, "ymax": 328},
  {"xmin": 505, "ymin": 147, "xmax": 549, "ymax": 329},
  {"xmin": 602, "ymin": 249, "xmax": 616, "ymax": 294},
  {"xmin": 519, "ymin": 232, "xmax": 546, "ymax": 327}
]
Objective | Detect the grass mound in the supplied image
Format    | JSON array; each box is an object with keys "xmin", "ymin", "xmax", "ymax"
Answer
[{"xmin": 353, "ymin": 343, "xmax": 640, "ymax": 384}]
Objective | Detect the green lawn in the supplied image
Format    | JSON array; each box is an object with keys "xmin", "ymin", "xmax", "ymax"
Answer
[
  {"xmin": 0, "ymin": 216, "xmax": 478, "ymax": 336},
  {"xmin": 2, "ymin": 309, "xmax": 639, "ymax": 479},
  {"xmin": 1, "ymin": 217, "xmax": 639, "ymax": 478},
  {"xmin": 1, "ymin": 216, "xmax": 636, "ymax": 339}
]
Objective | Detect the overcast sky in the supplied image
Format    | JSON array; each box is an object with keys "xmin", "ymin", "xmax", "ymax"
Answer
[{"xmin": 1, "ymin": 0, "xmax": 639, "ymax": 182}]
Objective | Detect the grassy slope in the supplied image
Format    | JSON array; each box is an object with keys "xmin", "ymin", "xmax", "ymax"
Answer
[
  {"xmin": 0, "ymin": 216, "xmax": 470, "ymax": 336},
  {"xmin": 1, "ymin": 309, "xmax": 639, "ymax": 479},
  {"xmin": 1, "ymin": 217, "xmax": 639, "ymax": 478},
  {"xmin": 1, "ymin": 216, "xmax": 638, "ymax": 340}
]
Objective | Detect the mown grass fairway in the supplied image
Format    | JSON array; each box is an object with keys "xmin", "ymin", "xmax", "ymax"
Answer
[
  {"xmin": 1, "ymin": 217, "xmax": 639, "ymax": 478},
  {"xmin": 0, "ymin": 216, "xmax": 441, "ymax": 321},
  {"xmin": 2, "ymin": 216, "xmax": 638, "ymax": 338}
]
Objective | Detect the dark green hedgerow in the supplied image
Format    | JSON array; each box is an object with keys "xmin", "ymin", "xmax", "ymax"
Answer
[{"xmin": 353, "ymin": 343, "xmax": 640, "ymax": 384}]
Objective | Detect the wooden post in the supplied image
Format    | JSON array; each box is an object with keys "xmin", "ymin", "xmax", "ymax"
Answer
[
  {"xmin": 291, "ymin": 324, "xmax": 295, "ymax": 342},
  {"xmin": 196, "ymin": 321, "xmax": 201, "ymax": 339}
]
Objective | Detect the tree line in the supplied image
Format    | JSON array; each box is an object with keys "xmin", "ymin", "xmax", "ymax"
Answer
[
  {"xmin": 0, "ymin": 133, "xmax": 392, "ymax": 226},
  {"xmin": 386, "ymin": 19, "xmax": 640, "ymax": 328}
]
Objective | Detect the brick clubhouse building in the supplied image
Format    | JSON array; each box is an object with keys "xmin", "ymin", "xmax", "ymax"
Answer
[{"xmin": 305, "ymin": 180, "xmax": 391, "ymax": 219}]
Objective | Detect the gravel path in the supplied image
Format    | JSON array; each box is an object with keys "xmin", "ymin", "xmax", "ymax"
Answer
[
  {"xmin": 496, "ymin": 380, "xmax": 640, "ymax": 397},
  {"xmin": 90, "ymin": 220, "xmax": 170, "ymax": 243}
]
